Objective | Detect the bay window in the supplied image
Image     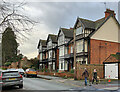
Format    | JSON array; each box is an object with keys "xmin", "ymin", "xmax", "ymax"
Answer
[
  {"xmin": 76, "ymin": 40, "xmax": 83, "ymax": 53},
  {"xmin": 59, "ymin": 46, "xmax": 64, "ymax": 56},
  {"xmin": 70, "ymin": 46, "xmax": 73, "ymax": 53}
]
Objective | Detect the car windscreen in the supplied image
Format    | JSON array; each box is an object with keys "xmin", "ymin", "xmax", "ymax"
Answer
[{"xmin": 2, "ymin": 71, "xmax": 20, "ymax": 77}]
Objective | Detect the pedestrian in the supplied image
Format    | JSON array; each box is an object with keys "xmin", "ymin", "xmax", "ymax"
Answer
[
  {"xmin": 92, "ymin": 69, "xmax": 98, "ymax": 84},
  {"xmin": 82, "ymin": 68, "xmax": 89, "ymax": 86}
]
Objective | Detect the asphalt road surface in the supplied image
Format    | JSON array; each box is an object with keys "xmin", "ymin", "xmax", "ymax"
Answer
[
  {"xmin": 2, "ymin": 77, "xmax": 78, "ymax": 92},
  {"xmin": 2, "ymin": 77, "xmax": 119, "ymax": 92}
]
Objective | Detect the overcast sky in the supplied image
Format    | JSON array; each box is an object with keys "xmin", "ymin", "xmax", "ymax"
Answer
[{"xmin": 17, "ymin": 1, "xmax": 118, "ymax": 59}]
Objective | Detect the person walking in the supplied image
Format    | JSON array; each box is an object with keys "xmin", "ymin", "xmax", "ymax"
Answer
[
  {"xmin": 82, "ymin": 68, "xmax": 89, "ymax": 86},
  {"xmin": 92, "ymin": 69, "xmax": 98, "ymax": 84}
]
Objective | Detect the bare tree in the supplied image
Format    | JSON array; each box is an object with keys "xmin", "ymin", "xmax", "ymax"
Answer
[{"xmin": 0, "ymin": 0, "xmax": 37, "ymax": 40}]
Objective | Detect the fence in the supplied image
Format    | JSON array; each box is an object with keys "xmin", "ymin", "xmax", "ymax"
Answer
[{"xmin": 76, "ymin": 63, "xmax": 104, "ymax": 80}]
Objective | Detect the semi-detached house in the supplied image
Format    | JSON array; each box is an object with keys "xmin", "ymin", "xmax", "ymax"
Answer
[
  {"xmin": 74, "ymin": 9, "xmax": 120, "ymax": 65},
  {"xmin": 37, "ymin": 9, "xmax": 120, "ymax": 74},
  {"xmin": 46, "ymin": 34, "xmax": 58, "ymax": 71},
  {"xmin": 57, "ymin": 28, "xmax": 73, "ymax": 71},
  {"xmin": 37, "ymin": 39, "xmax": 48, "ymax": 70}
]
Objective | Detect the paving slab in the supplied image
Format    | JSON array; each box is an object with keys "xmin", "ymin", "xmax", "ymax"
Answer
[{"xmin": 37, "ymin": 74, "xmax": 120, "ymax": 91}]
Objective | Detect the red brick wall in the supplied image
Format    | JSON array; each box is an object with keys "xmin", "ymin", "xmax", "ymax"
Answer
[
  {"xmin": 76, "ymin": 63, "xmax": 104, "ymax": 80},
  {"xmin": 37, "ymin": 72, "xmax": 74, "ymax": 78},
  {"xmin": 68, "ymin": 43, "xmax": 73, "ymax": 54},
  {"xmin": 90, "ymin": 39, "xmax": 120, "ymax": 64}
]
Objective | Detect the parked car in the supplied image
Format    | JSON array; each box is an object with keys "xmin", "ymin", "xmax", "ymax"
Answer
[
  {"xmin": 7, "ymin": 68, "xmax": 17, "ymax": 71},
  {"xmin": 0, "ymin": 70, "xmax": 23, "ymax": 88},
  {"xmin": 25, "ymin": 68, "xmax": 37, "ymax": 77},
  {"xmin": 16, "ymin": 69, "xmax": 25, "ymax": 76}
]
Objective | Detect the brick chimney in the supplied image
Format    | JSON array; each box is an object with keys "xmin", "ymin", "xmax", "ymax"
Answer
[{"xmin": 105, "ymin": 9, "xmax": 116, "ymax": 19}]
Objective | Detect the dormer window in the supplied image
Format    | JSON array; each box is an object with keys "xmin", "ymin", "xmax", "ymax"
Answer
[{"xmin": 76, "ymin": 27, "xmax": 83, "ymax": 35}]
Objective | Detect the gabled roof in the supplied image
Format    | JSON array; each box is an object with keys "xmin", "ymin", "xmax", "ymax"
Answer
[
  {"xmin": 94, "ymin": 17, "xmax": 105, "ymax": 29},
  {"xmin": 62, "ymin": 28, "xmax": 74, "ymax": 38},
  {"xmin": 47, "ymin": 34, "xmax": 57, "ymax": 43},
  {"xmin": 104, "ymin": 54, "xmax": 120, "ymax": 63},
  {"xmin": 78, "ymin": 18, "xmax": 95, "ymax": 29},
  {"xmin": 74, "ymin": 13, "xmax": 120, "ymax": 38},
  {"xmin": 37, "ymin": 39, "xmax": 47, "ymax": 49},
  {"xmin": 77, "ymin": 17, "xmax": 105, "ymax": 30},
  {"xmin": 58, "ymin": 28, "xmax": 74, "ymax": 39},
  {"xmin": 89, "ymin": 14, "xmax": 120, "ymax": 37}
]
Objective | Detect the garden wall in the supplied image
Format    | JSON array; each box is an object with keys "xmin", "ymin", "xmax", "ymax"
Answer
[{"xmin": 76, "ymin": 63, "xmax": 104, "ymax": 80}]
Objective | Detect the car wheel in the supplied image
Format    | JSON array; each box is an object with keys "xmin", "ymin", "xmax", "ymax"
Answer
[
  {"xmin": 19, "ymin": 84, "xmax": 23, "ymax": 89},
  {"xmin": 24, "ymin": 74, "xmax": 25, "ymax": 77}
]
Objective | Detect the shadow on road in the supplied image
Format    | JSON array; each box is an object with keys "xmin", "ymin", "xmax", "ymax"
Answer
[{"xmin": 1, "ymin": 86, "xmax": 20, "ymax": 92}]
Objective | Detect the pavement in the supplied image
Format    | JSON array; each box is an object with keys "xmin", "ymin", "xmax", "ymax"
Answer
[
  {"xmin": 37, "ymin": 74, "xmax": 120, "ymax": 91},
  {"xmin": 37, "ymin": 75, "xmax": 61, "ymax": 80}
]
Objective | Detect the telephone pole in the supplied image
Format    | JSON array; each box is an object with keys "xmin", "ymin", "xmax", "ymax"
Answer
[{"xmin": 73, "ymin": 28, "xmax": 77, "ymax": 80}]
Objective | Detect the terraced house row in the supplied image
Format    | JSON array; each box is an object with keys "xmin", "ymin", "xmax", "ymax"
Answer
[{"xmin": 37, "ymin": 9, "xmax": 120, "ymax": 72}]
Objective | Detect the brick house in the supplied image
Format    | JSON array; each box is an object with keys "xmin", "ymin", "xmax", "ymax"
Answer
[
  {"xmin": 57, "ymin": 28, "xmax": 73, "ymax": 71},
  {"xmin": 64, "ymin": 39, "xmax": 74, "ymax": 71},
  {"xmin": 37, "ymin": 39, "xmax": 48, "ymax": 70},
  {"xmin": 37, "ymin": 9, "xmax": 120, "ymax": 74},
  {"xmin": 46, "ymin": 34, "xmax": 58, "ymax": 71},
  {"xmin": 74, "ymin": 9, "xmax": 120, "ymax": 65}
]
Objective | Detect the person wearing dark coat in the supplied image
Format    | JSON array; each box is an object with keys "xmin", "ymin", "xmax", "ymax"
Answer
[
  {"xmin": 92, "ymin": 69, "xmax": 98, "ymax": 84},
  {"xmin": 82, "ymin": 68, "xmax": 89, "ymax": 86}
]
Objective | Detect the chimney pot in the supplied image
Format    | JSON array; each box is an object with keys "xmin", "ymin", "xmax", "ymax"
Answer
[{"xmin": 105, "ymin": 9, "xmax": 116, "ymax": 19}]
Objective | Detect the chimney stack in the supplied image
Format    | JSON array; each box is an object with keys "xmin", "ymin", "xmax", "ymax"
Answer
[{"xmin": 105, "ymin": 9, "xmax": 116, "ymax": 19}]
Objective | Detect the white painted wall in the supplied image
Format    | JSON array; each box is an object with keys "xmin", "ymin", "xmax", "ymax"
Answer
[
  {"xmin": 58, "ymin": 31, "xmax": 65, "ymax": 46},
  {"xmin": 47, "ymin": 38, "xmax": 52, "ymax": 49}
]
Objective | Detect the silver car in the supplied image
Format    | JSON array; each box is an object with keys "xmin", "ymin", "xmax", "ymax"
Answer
[
  {"xmin": 0, "ymin": 70, "xmax": 23, "ymax": 88},
  {"xmin": 16, "ymin": 69, "xmax": 25, "ymax": 76}
]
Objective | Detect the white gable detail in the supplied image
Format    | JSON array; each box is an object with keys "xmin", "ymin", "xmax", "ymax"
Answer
[
  {"xmin": 91, "ymin": 17, "xmax": 120, "ymax": 43},
  {"xmin": 58, "ymin": 30, "xmax": 65, "ymax": 46}
]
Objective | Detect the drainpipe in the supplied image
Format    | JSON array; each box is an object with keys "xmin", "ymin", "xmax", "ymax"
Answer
[
  {"xmin": 83, "ymin": 28, "xmax": 85, "ymax": 64},
  {"xmin": 83, "ymin": 39, "xmax": 85, "ymax": 63},
  {"xmin": 73, "ymin": 28, "xmax": 77, "ymax": 80}
]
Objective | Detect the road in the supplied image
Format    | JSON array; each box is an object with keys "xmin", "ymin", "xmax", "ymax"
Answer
[
  {"xmin": 2, "ymin": 77, "xmax": 120, "ymax": 92},
  {"xmin": 23, "ymin": 77, "xmax": 76, "ymax": 90},
  {"xmin": 2, "ymin": 77, "xmax": 79, "ymax": 91}
]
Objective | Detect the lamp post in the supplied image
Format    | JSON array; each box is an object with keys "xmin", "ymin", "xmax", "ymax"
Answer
[{"xmin": 73, "ymin": 28, "xmax": 77, "ymax": 80}]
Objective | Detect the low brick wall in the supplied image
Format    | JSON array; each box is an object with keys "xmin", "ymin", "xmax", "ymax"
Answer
[
  {"xmin": 37, "ymin": 72, "xmax": 74, "ymax": 78},
  {"xmin": 76, "ymin": 63, "xmax": 104, "ymax": 80}
]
